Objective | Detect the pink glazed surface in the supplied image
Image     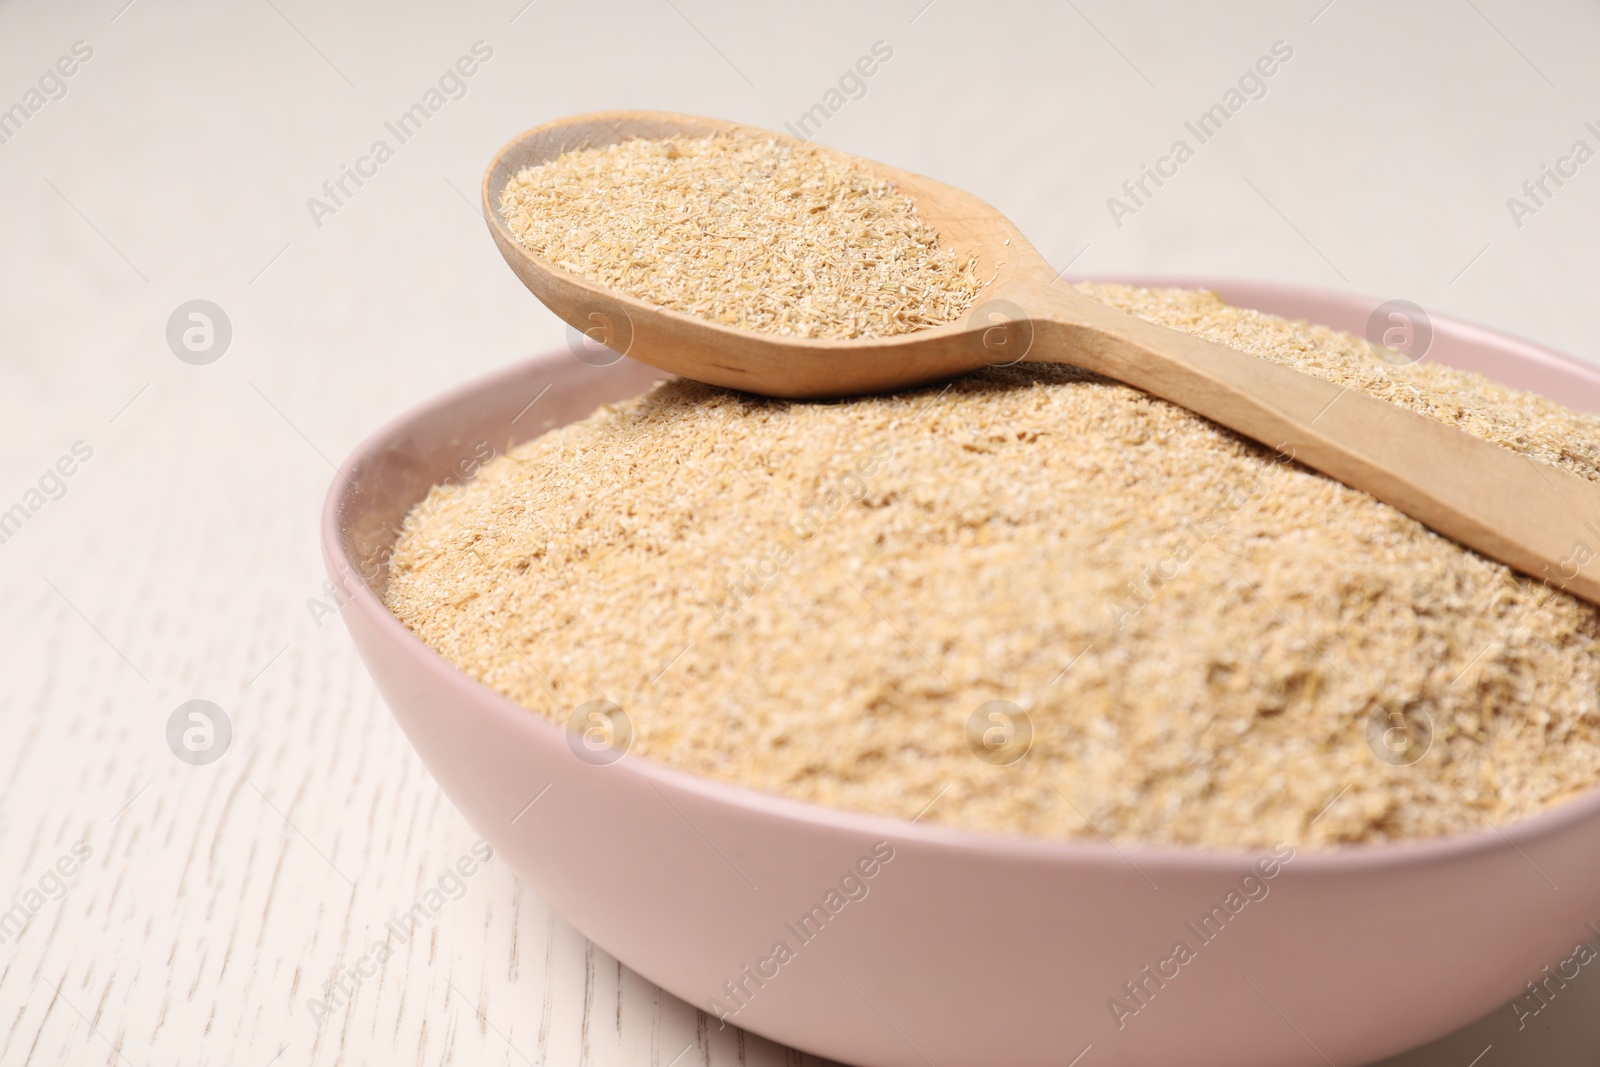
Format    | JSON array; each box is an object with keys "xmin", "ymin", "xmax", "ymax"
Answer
[{"xmin": 322, "ymin": 278, "xmax": 1600, "ymax": 1067}]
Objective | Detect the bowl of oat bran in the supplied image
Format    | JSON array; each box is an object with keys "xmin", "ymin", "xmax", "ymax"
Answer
[{"xmin": 323, "ymin": 277, "xmax": 1600, "ymax": 1067}]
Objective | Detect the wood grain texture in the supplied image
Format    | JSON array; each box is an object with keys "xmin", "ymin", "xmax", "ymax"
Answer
[{"xmin": 2, "ymin": 1, "xmax": 1599, "ymax": 1064}]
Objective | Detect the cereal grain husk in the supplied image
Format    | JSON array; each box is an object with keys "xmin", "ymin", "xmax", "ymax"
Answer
[
  {"xmin": 498, "ymin": 132, "xmax": 981, "ymax": 339},
  {"xmin": 385, "ymin": 284, "xmax": 1600, "ymax": 850}
]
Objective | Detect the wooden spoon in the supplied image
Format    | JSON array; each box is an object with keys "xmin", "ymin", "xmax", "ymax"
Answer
[{"xmin": 483, "ymin": 109, "xmax": 1600, "ymax": 606}]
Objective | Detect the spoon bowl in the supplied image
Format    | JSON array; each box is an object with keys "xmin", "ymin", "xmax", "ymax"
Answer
[{"xmin": 482, "ymin": 109, "xmax": 1039, "ymax": 397}]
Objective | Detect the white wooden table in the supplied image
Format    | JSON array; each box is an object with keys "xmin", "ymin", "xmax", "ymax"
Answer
[{"xmin": 3, "ymin": 1, "xmax": 1598, "ymax": 1063}]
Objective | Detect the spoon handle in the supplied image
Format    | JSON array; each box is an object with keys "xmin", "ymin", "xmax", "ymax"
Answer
[{"xmin": 1026, "ymin": 284, "xmax": 1600, "ymax": 605}]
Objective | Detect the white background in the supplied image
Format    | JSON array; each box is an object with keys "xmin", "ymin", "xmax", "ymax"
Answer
[{"xmin": 2, "ymin": 0, "xmax": 1598, "ymax": 1064}]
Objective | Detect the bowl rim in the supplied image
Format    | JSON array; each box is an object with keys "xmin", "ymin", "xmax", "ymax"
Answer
[{"xmin": 322, "ymin": 274, "xmax": 1600, "ymax": 874}]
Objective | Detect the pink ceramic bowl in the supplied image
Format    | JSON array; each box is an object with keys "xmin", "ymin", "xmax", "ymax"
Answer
[{"xmin": 323, "ymin": 278, "xmax": 1600, "ymax": 1067}]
